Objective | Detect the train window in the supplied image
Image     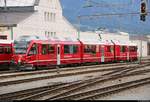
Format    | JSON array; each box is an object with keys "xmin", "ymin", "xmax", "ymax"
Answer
[
  {"xmin": 64, "ymin": 45, "xmax": 69, "ymax": 54},
  {"xmin": 106, "ymin": 46, "xmax": 111, "ymax": 52},
  {"xmin": 84, "ymin": 45, "xmax": 96, "ymax": 54},
  {"xmin": 121, "ymin": 46, "xmax": 126, "ymax": 52},
  {"xmin": 48, "ymin": 45, "xmax": 55, "ymax": 54},
  {"xmin": 73, "ymin": 45, "xmax": 78, "ymax": 54},
  {"xmin": 5, "ymin": 47, "xmax": 11, "ymax": 54},
  {"xmin": 28, "ymin": 44, "xmax": 37, "ymax": 56},
  {"xmin": 64, "ymin": 45, "xmax": 78, "ymax": 54},
  {"xmin": 129, "ymin": 46, "xmax": 137, "ymax": 52},
  {"xmin": 0, "ymin": 46, "xmax": 4, "ymax": 54},
  {"xmin": 42, "ymin": 44, "xmax": 47, "ymax": 55},
  {"xmin": 106, "ymin": 46, "xmax": 114, "ymax": 53}
]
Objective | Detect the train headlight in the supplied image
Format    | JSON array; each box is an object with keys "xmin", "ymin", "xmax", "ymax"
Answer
[{"xmin": 18, "ymin": 55, "xmax": 23, "ymax": 65}]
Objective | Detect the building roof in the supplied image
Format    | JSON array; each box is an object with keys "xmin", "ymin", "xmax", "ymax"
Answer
[
  {"xmin": 0, "ymin": 0, "xmax": 39, "ymax": 7},
  {"xmin": 0, "ymin": 0, "xmax": 40, "ymax": 12}
]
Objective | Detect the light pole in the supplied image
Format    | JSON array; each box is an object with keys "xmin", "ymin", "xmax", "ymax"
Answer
[
  {"xmin": 10, "ymin": 27, "xmax": 14, "ymax": 40},
  {"xmin": 139, "ymin": 37, "xmax": 142, "ymax": 64},
  {"xmin": 4, "ymin": 0, "xmax": 7, "ymax": 11},
  {"xmin": 77, "ymin": 16, "xmax": 81, "ymax": 40}
]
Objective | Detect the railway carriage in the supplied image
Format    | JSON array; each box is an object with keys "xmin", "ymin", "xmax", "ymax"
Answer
[
  {"xmin": 0, "ymin": 40, "xmax": 13, "ymax": 70},
  {"xmin": 79, "ymin": 39, "xmax": 115, "ymax": 64},
  {"xmin": 112, "ymin": 40, "xmax": 138, "ymax": 62},
  {"xmin": 58, "ymin": 39, "xmax": 81, "ymax": 66}
]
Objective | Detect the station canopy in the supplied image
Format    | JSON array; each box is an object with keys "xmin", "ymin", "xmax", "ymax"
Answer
[
  {"xmin": 0, "ymin": 0, "xmax": 36, "ymax": 7},
  {"xmin": 0, "ymin": 0, "xmax": 39, "ymax": 26}
]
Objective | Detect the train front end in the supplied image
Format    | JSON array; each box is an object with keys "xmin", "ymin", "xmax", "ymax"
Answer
[
  {"xmin": 11, "ymin": 40, "xmax": 30, "ymax": 70},
  {"xmin": 11, "ymin": 35, "xmax": 40, "ymax": 70}
]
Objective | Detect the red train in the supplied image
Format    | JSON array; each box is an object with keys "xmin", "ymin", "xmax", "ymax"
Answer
[
  {"xmin": 11, "ymin": 36, "xmax": 138, "ymax": 70},
  {"xmin": 0, "ymin": 40, "xmax": 13, "ymax": 70}
]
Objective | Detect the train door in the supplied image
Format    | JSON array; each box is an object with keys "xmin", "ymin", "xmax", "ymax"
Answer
[
  {"xmin": 26, "ymin": 43, "xmax": 38, "ymax": 69},
  {"xmin": 57, "ymin": 45, "xmax": 61, "ymax": 65},
  {"xmin": 101, "ymin": 45, "xmax": 105, "ymax": 63}
]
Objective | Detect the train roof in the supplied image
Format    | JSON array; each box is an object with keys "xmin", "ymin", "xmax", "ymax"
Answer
[
  {"xmin": 112, "ymin": 40, "xmax": 137, "ymax": 46},
  {"xmin": 0, "ymin": 40, "xmax": 13, "ymax": 44},
  {"xmin": 32, "ymin": 37, "xmax": 80, "ymax": 45},
  {"xmin": 80, "ymin": 39, "xmax": 114, "ymax": 45}
]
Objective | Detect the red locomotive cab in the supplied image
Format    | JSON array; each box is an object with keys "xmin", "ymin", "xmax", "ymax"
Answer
[
  {"xmin": 12, "ymin": 35, "xmax": 41, "ymax": 70},
  {"xmin": 112, "ymin": 40, "xmax": 129, "ymax": 62},
  {"xmin": 129, "ymin": 42, "xmax": 138, "ymax": 61},
  {"xmin": 0, "ymin": 40, "xmax": 13, "ymax": 70}
]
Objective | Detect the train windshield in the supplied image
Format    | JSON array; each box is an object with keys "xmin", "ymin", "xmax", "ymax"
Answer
[{"xmin": 14, "ymin": 41, "xmax": 29, "ymax": 54}]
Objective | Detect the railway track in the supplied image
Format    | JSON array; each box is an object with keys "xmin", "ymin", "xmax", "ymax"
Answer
[
  {"xmin": 64, "ymin": 77, "xmax": 150, "ymax": 100},
  {"xmin": 0, "ymin": 61, "xmax": 139, "ymax": 77},
  {"xmin": 0, "ymin": 58, "xmax": 149, "ymax": 81},
  {"xmin": 0, "ymin": 56, "xmax": 149, "ymax": 75},
  {"xmin": 1, "ymin": 63, "xmax": 149, "ymax": 100},
  {"xmin": 0, "ymin": 82, "xmax": 68, "ymax": 100},
  {"xmin": 0, "ymin": 62, "xmax": 149, "ymax": 87},
  {"xmin": 0, "ymin": 59, "xmax": 149, "ymax": 100},
  {"xmin": 46, "ymin": 68, "xmax": 150, "ymax": 100},
  {"xmin": 49, "ymin": 68, "xmax": 150, "ymax": 100}
]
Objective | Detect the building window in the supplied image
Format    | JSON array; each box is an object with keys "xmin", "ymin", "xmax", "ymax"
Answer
[
  {"xmin": 50, "ymin": 13, "xmax": 56, "ymax": 22},
  {"xmin": 44, "ymin": 12, "xmax": 47, "ymax": 21},
  {"xmin": 44, "ymin": 12, "xmax": 56, "ymax": 22},
  {"xmin": 47, "ymin": 12, "xmax": 50, "ymax": 21},
  {"xmin": 53, "ymin": 32, "xmax": 56, "ymax": 37},
  {"xmin": 45, "ymin": 31, "xmax": 56, "ymax": 38},
  {"xmin": 0, "ymin": 35, "xmax": 7, "ymax": 40},
  {"xmin": 53, "ymin": 13, "xmax": 56, "ymax": 22},
  {"xmin": 45, "ymin": 31, "xmax": 47, "ymax": 35}
]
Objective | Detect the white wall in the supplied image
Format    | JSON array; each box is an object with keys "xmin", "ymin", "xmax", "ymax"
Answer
[
  {"xmin": 79, "ymin": 31, "xmax": 130, "ymax": 42},
  {"xmin": 131, "ymin": 40, "xmax": 148, "ymax": 57}
]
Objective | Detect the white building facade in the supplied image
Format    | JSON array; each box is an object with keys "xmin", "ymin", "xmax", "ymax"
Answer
[{"xmin": 0, "ymin": 0, "xmax": 77, "ymax": 40}]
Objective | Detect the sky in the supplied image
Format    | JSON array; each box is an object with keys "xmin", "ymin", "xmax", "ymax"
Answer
[{"xmin": 60, "ymin": 0, "xmax": 150, "ymax": 35}]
